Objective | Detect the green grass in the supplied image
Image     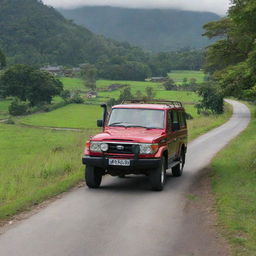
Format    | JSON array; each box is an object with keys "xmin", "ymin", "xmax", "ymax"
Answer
[
  {"xmin": 210, "ymin": 103, "xmax": 256, "ymax": 255},
  {"xmin": 19, "ymin": 104, "xmax": 103, "ymax": 129},
  {"xmin": 0, "ymin": 124, "xmax": 95, "ymax": 219},
  {"xmin": 60, "ymin": 77, "xmax": 162, "ymax": 91},
  {"xmin": 168, "ymin": 70, "xmax": 205, "ymax": 84},
  {"xmin": 187, "ymin": 103, "xmax": 233, "ymax": 141}
]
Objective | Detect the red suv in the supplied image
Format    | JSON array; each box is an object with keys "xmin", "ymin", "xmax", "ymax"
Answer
[{"xmin": 82, "ymin": 100, "xmax": 188, "ymax": 191}]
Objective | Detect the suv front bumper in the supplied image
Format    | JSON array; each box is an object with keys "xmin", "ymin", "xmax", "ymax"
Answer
[{"xmin": 82, "ymin": 156, "xmax": 161, "ymax": 170}]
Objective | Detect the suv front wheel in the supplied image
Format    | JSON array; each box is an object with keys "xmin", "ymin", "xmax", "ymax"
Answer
[
  {"xmin": 85, "ymin": 166, "xmax": 103, "ymax": 188},
  {"xmin": 149, "ymin": 157, "xmax": 166, "ymax": 191}
]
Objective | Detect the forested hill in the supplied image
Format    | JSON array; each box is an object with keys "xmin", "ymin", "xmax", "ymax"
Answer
[
  {"xmin": 59, "ymin": 6, "xmax": 220, "ymax": 52},
  {"xmin": 0, "ymin": 0, "xmax": 147, "ymax": 66}
]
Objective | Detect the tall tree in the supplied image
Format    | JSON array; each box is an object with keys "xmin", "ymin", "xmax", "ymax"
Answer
[
  {"xmin": 80, "ymin": 64, "xmax": 97, "ymax": 91},
  {"xmin": 203, "ymin": 0, "xmax": 256, "ymax": 100},
  {"xmin": 0, "ymin": 49, "xmax": 6, "ymax": 70}
]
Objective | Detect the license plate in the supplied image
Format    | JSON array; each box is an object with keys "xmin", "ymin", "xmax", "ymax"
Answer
[{"xmin": 108, "ymin": 159, "xmax": 130, "ymax": 166}]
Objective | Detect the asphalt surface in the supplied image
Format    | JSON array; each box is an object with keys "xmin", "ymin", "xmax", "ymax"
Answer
[{"xmin": 0, "ymin": 100, "xmax": 250, "ymax": 256}]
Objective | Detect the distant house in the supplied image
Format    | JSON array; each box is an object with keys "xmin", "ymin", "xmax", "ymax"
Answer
[
  {"xmin": 41, "ymin": 66, "xmax": 81, "ymax": 77},
  {"xmin": 87, "ymin": 91, "xmax": 97, "ymax": 98},
  {"xmin": 40, "ymin": 66, "xmax": 64, "ymax": 76},
  {"xmin": 147, "ymin": 77, "xmax": 168, "ymax": 82}
]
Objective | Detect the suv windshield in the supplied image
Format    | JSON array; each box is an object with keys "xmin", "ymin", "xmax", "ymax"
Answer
[{"xmin": 108, "ymin": 108, "xmax": 165, "ymax": 129}]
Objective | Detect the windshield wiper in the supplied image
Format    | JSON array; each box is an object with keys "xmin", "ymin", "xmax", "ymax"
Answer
[{"xmin": 109, "ymin": 122, "xmax": 129, "ymax": 127}]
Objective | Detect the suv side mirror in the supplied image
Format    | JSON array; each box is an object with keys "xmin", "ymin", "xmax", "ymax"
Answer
[
  {"xmin": 172, "ymin": 122, "xmax": 180, "ymax": 132},
  {"xmin": 97, "ymin": 120, "xmax": 103, "ymax": 127}
]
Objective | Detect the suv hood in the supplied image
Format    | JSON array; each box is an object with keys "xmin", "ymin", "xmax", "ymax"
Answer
[{"xmin": 92, "ymin": 127, "xmax": 165, "ymax": 144}]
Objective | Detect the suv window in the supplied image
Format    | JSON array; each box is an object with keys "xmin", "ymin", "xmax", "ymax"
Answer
[
  {"xmin": 178, "ymin": 111, "xmax": 186, "ymax": 128},
  {"xmin": 170, "ymin": 110, "xmax": 180, "ymax": 131}
]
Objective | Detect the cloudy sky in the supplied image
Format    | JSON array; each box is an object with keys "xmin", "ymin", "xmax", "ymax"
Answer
[{"xmin": 43, "ymin": 0, "xmax": 230, "ymax": 15}]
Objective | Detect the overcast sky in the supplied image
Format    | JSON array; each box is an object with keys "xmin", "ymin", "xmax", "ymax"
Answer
[{"xmin": 43, "ymin": 0, "xmax": 230, "ymax": 15}]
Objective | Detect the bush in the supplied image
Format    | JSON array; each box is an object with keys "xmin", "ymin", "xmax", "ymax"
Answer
[
  {"xmin": 196, "ymin": 83, "xmax": 224, "ymax": 114},
  {"xmin": 60, "ymin": 90, "xmax": 71, "ymax": 102},
  {"xmin": 4, "ymin": 117, "xmax": 15, "ymax": 124},
  {"xmin": 9, "ymin": 99, "xmax": 29, "ymax": 116},
  {"xmin": 70, "ymin": 91, "xmax": 84, "ymax": 104}
]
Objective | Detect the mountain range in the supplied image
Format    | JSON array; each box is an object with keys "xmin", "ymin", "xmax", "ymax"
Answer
[
  {"xmin": 59, "ymin": 6, "xmax": 220, "ymax": 52},
  {"xmin": 0, "ymin": 0, "xmax": 146, "ymax": 66}
]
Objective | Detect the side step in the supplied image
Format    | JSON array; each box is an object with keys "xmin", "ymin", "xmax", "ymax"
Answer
[{"xmin": 168, "ymin": 161, "xmax": 180, "ymax": 169}]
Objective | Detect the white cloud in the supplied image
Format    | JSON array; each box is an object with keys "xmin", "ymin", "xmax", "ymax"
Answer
[{"xmin": 42, "ymin": 0, "xmax": 230, "ymax": 15}]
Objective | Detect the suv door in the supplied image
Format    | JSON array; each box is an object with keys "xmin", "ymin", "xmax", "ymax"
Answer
[
  {"xmin": 167, "ymin": 110, "xmax": 178, "ymax": 162},
  {"xmin": 171, "ymin": 110, "xmax": 180, "ymax": 155}
]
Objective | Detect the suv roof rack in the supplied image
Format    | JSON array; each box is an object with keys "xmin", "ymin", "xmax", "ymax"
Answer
[{"xmin": 122, "ymin": 99, "xmax": 183, "ymax": 108}]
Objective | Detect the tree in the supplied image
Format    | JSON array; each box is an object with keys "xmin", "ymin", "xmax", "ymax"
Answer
[
  {"xmin": 145, "ymin": 87, "xmax": 156, "ymax": 100},
  {"xmin": 203, "ymin": 0, "xmax": 256, "ymax": 101},
  {"xmin": 196, "ymin": 84, "xmax": 224, "ymax": 114},
  {"xmin": 81, "ymin": 64, "xmax": 97, "ymax": 91},
  {"xmin": 0, "ymin": 64, "xmax": 63, "ymax": 106},
  {"xmin": 0, "ymin": 49, "xmax": 6, "ymax": 70},
  {"xmin": 163, "ymin": 79, "xmax": 177, "ymax": 91}
]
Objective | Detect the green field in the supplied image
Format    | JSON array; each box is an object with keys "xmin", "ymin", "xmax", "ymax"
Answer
[
  {"xmin": 19, "ymin": 104, "xmax": 103, "ymax": 129},
  {"xmin": 211, "ymin": 104, "xmax": 256, "ymax": 255},
  {"xmin": 168, "ymin": 70, "xmax": 205, "ymax": 84},
  {"xmin": 0, "ymin": 124, "xmax": 94, "ymax": 219}
]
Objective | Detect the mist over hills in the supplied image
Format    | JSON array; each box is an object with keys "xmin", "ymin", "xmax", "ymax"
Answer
[
  {"xmin": 59, "ymin": 6, "xmax": 220, "ymax": 52},
  {"xmin": 0, "ymin": 0, "xmax": 147, "ymax": 66}
]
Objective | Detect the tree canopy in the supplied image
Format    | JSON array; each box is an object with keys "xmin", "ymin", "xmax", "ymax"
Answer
[
  {"xmin": 0, "ymin": 64, "xmax": 63, "ymax": 106},
  {"xmin": 203, "ymin": 0, "xmax": 256, "ymax": 100}
]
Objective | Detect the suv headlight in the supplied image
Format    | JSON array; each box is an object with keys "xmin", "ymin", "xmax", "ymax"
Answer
[
  {"xmin": 90, "ymin": 141, "xmax": 102, "ymax": 152},
  {"xmin": 139, "ymin": 143, "xmax": 159, "ymax": 154}
]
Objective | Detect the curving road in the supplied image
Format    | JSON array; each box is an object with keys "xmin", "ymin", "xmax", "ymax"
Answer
[{"xmin": 0, "ymin": 100, "xmax": 250, "ymax": 256}]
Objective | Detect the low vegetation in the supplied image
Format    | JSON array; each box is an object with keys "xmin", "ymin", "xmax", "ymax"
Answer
[
  {"xmin": 0, "ymin": 124, "xmax": 95, "ymax": 219},
  {"xmin": 211, "ymin": 104, "xmax": 256, "ymax": 255}
]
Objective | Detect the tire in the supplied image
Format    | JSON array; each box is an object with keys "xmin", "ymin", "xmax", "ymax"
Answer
[
  {"xmin": 149, "ymin": 157, "xmax": 166, "ymax": 191},
  {"xmin": 172, "ymin": 150, "xmax": 185, "ymax": 177},
  {"xmin": 85, "ymin": 166, "xmax": 102, "ymax": 188}
]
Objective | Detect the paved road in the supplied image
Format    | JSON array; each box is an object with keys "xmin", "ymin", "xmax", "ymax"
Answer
[{"xmin": 0, "ymin": 100, "xmax": 250, "ymax": 256}]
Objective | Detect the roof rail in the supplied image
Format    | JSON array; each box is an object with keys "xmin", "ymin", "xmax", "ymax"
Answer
[{"xmin": 122, "ymin": 99, "xmax": 183, "ymax": 108}]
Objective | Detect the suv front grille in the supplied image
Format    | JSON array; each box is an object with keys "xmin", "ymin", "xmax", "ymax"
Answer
[{"xmin": 107, "ymin": 143, "xmax": 134, "ymax": 154}]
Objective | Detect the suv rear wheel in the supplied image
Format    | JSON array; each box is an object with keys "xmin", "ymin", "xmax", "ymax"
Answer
[
  {"xmin": 149, "ymin": 157, "xmax": 166, "ymax": 191},
  {"xmin": 172, "ymin": 150, "xmax": 185, "ymax": 177},
  {"xmin": 85, "ymin": 166, "xmax": 103, "ymax": 188}
]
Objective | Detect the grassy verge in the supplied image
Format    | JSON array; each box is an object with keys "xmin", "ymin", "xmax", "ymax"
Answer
[
  {"xmin": 187, "ymin": 103, "xmax": 233, "ymax": 141},
  {"xmin": 210, "ymin": 103, "xmax": 256, "ymax": 255},
  {"xmin": 0, "ymin": 124, "xmax": 96, "ymax": 219}
]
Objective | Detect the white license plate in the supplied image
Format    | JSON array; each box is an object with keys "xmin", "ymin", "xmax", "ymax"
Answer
[{"xmin": 108, "ymin": 159, "xmax": 130, "ymax": 166}]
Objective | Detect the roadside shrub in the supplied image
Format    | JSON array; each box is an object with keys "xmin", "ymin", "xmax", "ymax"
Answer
[
  {"xmin": 4, "ymin": 117, "xmax": 15, "ymax": 124},
  {"xmin": 60, "ymin": 90, "xmax": 71, "ymax": 102},
  {"xmin": 196, "ymin": 83, "xmax": 224, "ymax": 114},
  {"xmin": 9, "ymin": 98, "xmax": 29, "ymax": 116}
]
